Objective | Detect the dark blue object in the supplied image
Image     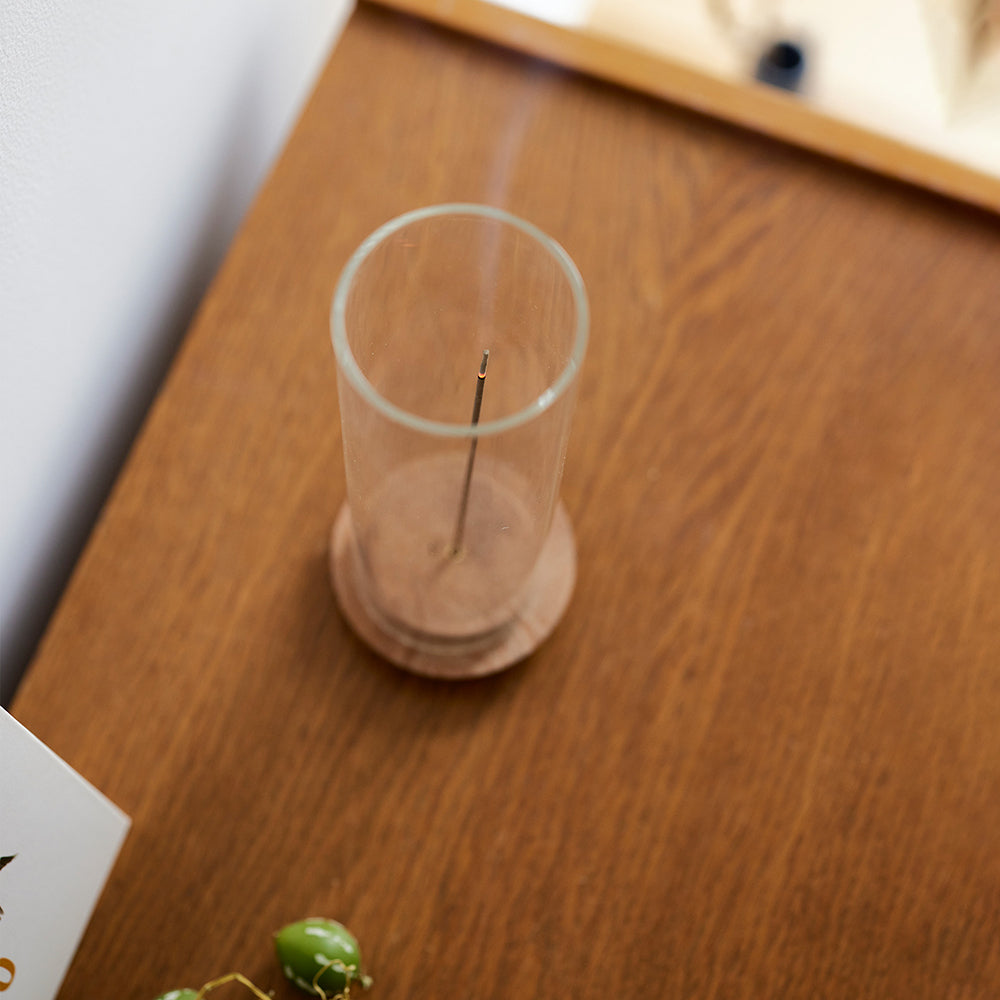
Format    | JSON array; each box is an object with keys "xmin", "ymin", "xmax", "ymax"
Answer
[{"xmin": 755, "ymin": 40, "xmax": 806, "ymax": 92}]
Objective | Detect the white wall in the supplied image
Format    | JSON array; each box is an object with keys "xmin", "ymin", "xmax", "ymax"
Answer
[{"xmin": 1, "ymin": 0, "xmax": 354, "ymax": 703}]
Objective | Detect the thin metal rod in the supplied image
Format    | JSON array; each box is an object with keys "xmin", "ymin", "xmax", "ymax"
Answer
[{"xmin": 451, "ymin": 349, "xmax": 490, "ymax": 556}]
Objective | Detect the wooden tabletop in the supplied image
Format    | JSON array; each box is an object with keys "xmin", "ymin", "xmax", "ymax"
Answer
[{"xmin": 13, "ymin": 4, "xmax": 1000, "ymax": 998}]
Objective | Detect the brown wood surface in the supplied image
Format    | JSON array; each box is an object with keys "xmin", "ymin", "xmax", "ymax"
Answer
[{"xmin": 12, "ymin": 5, "xmax": 1000, "ymax": 998}]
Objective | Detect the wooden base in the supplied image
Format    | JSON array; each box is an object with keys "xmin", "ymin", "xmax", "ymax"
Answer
[{"xmin": 330, "ymin": 501, "xmax": 576, "ymax": 679}]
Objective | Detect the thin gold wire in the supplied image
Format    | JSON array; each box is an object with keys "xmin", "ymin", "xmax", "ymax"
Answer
[
  {"xmin": 311, "ymin": 958, "xmax": 355, "ymax": 1000},
  {"xmin": 193, "ymin": 972, "xmax": 272, "ymax": 999},
  {"xmin": 185, "ymin": 946, "xmax": 370, "ymax": 999}
]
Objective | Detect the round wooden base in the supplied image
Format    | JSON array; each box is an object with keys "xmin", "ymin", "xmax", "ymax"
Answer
[{"xmin": 330, "ymin": 501, "xmax": 576, "ymax": 679}]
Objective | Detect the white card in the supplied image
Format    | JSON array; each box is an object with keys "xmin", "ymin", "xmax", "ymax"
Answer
[{"xmin": 0, "ymin": 708, "xmax": 131, "ymax": 998}]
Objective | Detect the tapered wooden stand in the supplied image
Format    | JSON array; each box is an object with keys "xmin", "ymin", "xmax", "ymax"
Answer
[{"xmin": 330, "ymin": 500, "xmax": 576, "ymax": 679}]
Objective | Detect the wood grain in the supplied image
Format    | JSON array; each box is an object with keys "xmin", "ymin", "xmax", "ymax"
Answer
[{"xmin": 12, "ymin": 5, "xmax": 1000, "ymax": 999}]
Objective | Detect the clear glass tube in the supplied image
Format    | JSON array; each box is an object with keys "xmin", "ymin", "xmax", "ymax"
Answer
[{"xmin": 331, "ymin": 204, "xmax": 588, "ymax": 658}]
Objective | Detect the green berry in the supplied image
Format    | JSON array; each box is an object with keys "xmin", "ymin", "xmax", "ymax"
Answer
[{"xmin": 274, "ymin": 918, "xmax": 368, "ymax": 996}]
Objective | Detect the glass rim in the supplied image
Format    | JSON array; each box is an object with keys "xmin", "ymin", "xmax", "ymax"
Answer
[{"xmin": 330, "ymin": 203, "xmax": 589, "ymax": 438}]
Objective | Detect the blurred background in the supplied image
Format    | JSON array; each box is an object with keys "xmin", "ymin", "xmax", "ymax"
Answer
[{"xmin": 1, "ymin": 0, "xmax": 354, "ymax": 704}]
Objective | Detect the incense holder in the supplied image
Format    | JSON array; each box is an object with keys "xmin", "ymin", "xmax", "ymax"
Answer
[{"xmin": 329, "ymin": 204, "xmax": 588, "ymax": 678}]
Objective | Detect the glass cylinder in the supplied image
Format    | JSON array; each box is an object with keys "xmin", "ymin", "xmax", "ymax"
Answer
[{"xmin": 330, "ymin": 204, "xmax": 588, "ymax": 677}]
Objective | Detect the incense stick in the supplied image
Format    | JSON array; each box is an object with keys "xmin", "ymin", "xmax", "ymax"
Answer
[{"xmin": 451, "ymin": 349, "xmax": 490, "ymax": 556}]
